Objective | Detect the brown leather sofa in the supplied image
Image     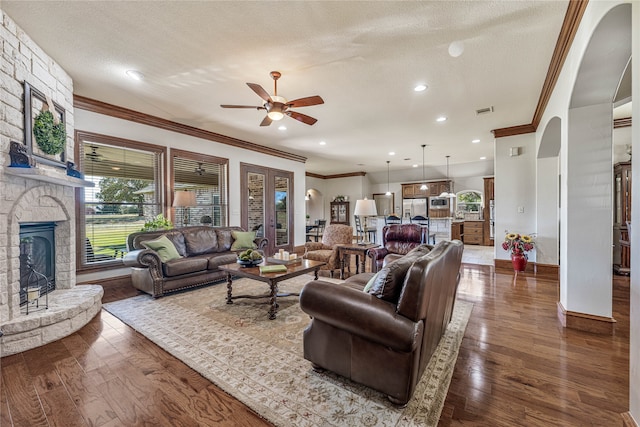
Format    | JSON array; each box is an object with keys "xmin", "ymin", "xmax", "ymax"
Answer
[
  {"xmin": 367, "ymin": 224, "xmax": 429, "ymax": 272},
  {"xmin": 123, "ymin": 226, "xmax": 267, "ymax": 297},
  {"xmin": 299, "ymin": 239, "xmax": 463, "ymax": 406}
]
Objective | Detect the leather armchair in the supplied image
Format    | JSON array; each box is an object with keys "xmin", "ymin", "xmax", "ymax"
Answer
[
  {"xmin": 368, "ymin": 224, "xmax": 427, "ymax": 272},
  {"xmin": 303, "ymin": 224, "xmax": 353, "ymax": 277},
  {"xmin": 300, "ymin": 240, "xmax": 464, "ymax": 406}
]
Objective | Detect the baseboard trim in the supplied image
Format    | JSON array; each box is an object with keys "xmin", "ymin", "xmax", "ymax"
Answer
[
  {"xmin": 77, "ymin": 274, "xmax": 132, "ymax": 288},
  {"xmin": 494, "ymin": 259, "xmax": 559, "ymax": 279},
  {"xmin": 622, "ymin": 412, "xmax": 639, "ymax": 427},
  {"xmin": 533, "ymin": 263, "xmax": 560, "ymax": 280},
  {"xmin": 557, "ymin": 302, "xmax": 616, "ymax": 335}
]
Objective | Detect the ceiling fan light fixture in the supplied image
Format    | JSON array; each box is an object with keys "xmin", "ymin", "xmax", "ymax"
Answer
[{"xmin": 267, "ymin": 110, "xmax": 284, "ymax": 121}]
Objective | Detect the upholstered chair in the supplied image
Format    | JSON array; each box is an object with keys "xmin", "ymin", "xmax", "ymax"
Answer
[
  {"xmin": 300, "ymin": 240, "xmax": 464, "ymax": 406},
  {"xmin": 303, "ymin": 224, "xmax": 353, "ymax": 277},
  {"xmin": 368, "ymin": 224, "xmax": 427, "ymax": 272}
]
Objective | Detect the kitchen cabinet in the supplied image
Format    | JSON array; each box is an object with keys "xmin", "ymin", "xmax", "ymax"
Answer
[
  {"xmin": 464, "ymin": 220, "xmax": 484, "ymax": 245},
  {"xmin": 402, "ymin": 181, "xmax": 450, "ymax": 199},
  {"xmin": 451, "ymin": 221, "xmax": 464, "ymax": 241},
  {"xmin": 330, "ymin": 201, "xmax": 350, "ymax": 225}
]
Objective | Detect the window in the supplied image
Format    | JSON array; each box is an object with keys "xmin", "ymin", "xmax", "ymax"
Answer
[
  {"xmin": 456, "ymin": 190, "xmax": 482, "ymax": 214},
  {"xmin": 170, "ymin": 149, "xmax": 228, "ymax": 227},
  {"xmin": 76, "ymin": 132, "xmax": 166, "ymax": 270}
]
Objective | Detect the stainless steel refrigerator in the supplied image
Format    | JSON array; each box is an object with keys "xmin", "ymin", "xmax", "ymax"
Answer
[{"xmin": 402, "ymin": 198, "xmax": 428, "ymax": 219}]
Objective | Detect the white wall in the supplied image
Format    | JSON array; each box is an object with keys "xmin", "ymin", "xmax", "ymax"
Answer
[
  {"xmin": 494, "ymin": 133, "xmax": 537, "ymax": 262},
  {"xmin": 535, "ymin": 156, "xmax": 559, "ymax": 265}
]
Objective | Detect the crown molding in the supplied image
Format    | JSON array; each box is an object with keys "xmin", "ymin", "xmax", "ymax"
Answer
[
  {"xmin": 493, "ymin": 0, "xmax": 589, "ymax": 139},
  {"xmin": 492, "ymin": 124, "xmax": 537, "ymax": 139},
  {"xmin": 305, "ymin": 171, "xmax": 366, "ymax": 179},
  {"xmin": 73, "ymin": 95, "xmax": 307, "ymax": 163},
  {"xmin": 614, "ymin": 117, "xmax": 632, "ymax": 129}
]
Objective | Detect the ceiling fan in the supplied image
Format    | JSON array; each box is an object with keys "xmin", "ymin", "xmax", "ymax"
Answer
[
  {"xmin": 195, "ymin": 163, "xmax": 206, "ymax": 175},
  {"xmin": 221, "ymin": 71, "xmax": 324, "ymax": 126},
  {"xmin": 85, "ymin": 146, "xmax": 103, "ymax": 162}
]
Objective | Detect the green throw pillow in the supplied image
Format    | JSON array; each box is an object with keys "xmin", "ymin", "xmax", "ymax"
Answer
[
  {"xmin": 363, "ymin": 272, "xmax": 380, "ymax": 293},
  {"xmin": 142, "ymin": 235, "xmax": 182, "ymax": 263},
  {"xmin": 231, "ymin": 231, "xmax": 257, "ymax": 251}
]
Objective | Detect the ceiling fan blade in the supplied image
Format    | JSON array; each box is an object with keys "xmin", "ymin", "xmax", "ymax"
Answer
[
  {"xmin": 220, "ymin": 104, "xmax": 264, "ymax": 109},
  {"xmin": 260, "ymin": 115, "xmax": 273, "ymax": 127},
  {"xmin": 287, "ymin": 111, "xmax": 318, "ymax": 126},
  {"xmin": 247, "ymin": 83, "xmax": 272, "ymax": 103},
  {"xmin": 287, "ymin": 95, "xmax": 324, "ymax": 108}
]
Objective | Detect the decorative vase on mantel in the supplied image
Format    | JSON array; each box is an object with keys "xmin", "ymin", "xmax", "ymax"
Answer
[{"xmin": 511, "ymin": 252, "xmax": 527, "ymax": 272}]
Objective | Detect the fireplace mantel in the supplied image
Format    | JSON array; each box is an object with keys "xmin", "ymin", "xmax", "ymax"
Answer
[{"xmin": 4, "ymin": 167, "xmax": 94, "ymax": 188}]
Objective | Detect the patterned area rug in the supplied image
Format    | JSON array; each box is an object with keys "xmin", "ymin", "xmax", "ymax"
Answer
[{"xmin": 103, "ymin": 275, "xmax": 472, "ymax": 427}]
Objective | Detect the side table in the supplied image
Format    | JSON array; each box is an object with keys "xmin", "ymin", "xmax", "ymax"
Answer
[{"xmin": 339, "ymin": 243, "xmax": 380, "ymax": 279}]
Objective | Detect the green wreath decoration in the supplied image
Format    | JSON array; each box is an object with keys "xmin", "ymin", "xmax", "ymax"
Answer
[{"xmin": 33, "ymin": 110, "xmax": 66, "ymax": 155}]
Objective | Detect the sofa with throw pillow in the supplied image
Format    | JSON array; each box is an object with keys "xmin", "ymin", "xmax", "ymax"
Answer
[
  {"xmin": 123, "ymin": 226, "xmax": 267, "ymax": 297},
  {"xmin": 299, "ymin": 239, "xmax": 463, "ymax": 406}
]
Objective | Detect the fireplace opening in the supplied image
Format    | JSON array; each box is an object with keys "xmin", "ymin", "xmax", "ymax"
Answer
[{"xmin": 19, "ymin": 222, "xmax": 56, "ymax": 305}]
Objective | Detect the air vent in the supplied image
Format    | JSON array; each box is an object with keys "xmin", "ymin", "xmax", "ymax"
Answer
[{"xmin": 475, "ymin": 106, "xmax": 494, "ymax": 116}]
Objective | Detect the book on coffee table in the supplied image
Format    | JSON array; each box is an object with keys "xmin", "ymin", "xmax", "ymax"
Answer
[{"xmin": 259, "ymin": 264, "xmax": 288, "ymax": 273}]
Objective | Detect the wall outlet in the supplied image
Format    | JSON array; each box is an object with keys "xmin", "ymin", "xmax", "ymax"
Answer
[{"xmin": 517, "ymin": 206, "xmax": 524, "ymax": 213}]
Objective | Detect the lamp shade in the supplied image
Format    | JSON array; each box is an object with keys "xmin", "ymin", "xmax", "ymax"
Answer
[
  {"xmin": 354, "ymin": 198, "xmax": 377, "ymax": 216},
  {"xmin": 173, "ymin": 190, "xmax": 197, "ymax": 207}
]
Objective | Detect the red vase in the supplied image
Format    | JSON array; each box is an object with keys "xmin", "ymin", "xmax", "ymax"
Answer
[{"xmin": 511, "ymin": 253, "xmax": 527, "ymax": 272}]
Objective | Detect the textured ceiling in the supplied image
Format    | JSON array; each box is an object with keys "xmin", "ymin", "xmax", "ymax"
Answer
[{"xmin": 3, "ymin": 1, "xmax": 570, "ymax": 176}]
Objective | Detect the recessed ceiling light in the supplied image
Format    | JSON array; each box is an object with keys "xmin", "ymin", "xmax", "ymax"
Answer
[
  {"xmin": 388, "ymin": 152, "xmax": 395, "ymax": 156},
  {"xmin": 414, "ymin": 84, "xmax": 427, "ymax": 92},
  {"xmin": 278, "ymin": 125, "xmax": 287, "ymax": 131},
  {"xmin": 472, "ymin": 139, "xmax": 480, "ymax": 143},
  {"xmin": 480, "ymin": 156, "xmax": 487, "ymax": 160},
  {"xmin": 125, "ymin": 70, "xmax": 144, "ymax": 80},
  {"xmin": 412, "ymin": 164, "xmax": 418, "ymax": 168},
  {"xmin": 436, "ymin": 116, "xmax": 447, "ymax": 122},
  {"xmin": 319, "ymin": 141, "xmax": 326, "ymax": 145}
]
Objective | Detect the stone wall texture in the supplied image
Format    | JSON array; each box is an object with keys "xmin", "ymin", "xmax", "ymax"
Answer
[{"xmin": 0, "ymin": 10, "xmax": 93, "ymax": 348}]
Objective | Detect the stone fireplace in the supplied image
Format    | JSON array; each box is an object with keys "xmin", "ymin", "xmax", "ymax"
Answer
[
  {"xmin": 1, "ymin": 11, "xmax": 102, "ymax": 356},
  {"xmin": 0, "ymin": 173, "xmax": 103, "ymax": 356}
]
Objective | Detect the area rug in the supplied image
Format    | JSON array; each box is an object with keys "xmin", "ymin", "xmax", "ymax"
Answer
[{"xmin": 103, "ymin": 275, "xmax": 473, "ymax": 427}]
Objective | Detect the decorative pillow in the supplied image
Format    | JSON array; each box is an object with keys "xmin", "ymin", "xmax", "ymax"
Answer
[
  {"xmin": 363, "ymin": 272, "xmax": 380, "ymax": 293},
  {"xmin": 230, "ymin": 230, "xmax": 257, "ymax": 251},
  {"xmin": 142, "ymin": 235, "xmax": 182, "ymax": 263},
  {"xmin": 366, "ymin": 247, "xmax": 430, "ymax": 302}
]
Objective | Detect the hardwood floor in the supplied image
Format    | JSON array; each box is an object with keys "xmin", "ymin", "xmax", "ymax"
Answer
[{"xmin": 1, "ymin": 263, "xmax": 629, "ymax": 426}]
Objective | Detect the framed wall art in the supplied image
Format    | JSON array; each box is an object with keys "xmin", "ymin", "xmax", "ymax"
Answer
[{"xmin": 24, "ymin": 81, "xmax": 67, "ymax": 168}]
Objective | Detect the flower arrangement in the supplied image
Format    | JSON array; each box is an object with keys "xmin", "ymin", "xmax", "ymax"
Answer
[{"xmin": 502, "ymin": 232, "xmax": 535, "ymax": 255}]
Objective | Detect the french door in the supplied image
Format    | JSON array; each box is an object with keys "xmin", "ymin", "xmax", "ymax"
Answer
[{"xmin": 240, "ymin": 163, "xmax": 294, "ymax": 256}]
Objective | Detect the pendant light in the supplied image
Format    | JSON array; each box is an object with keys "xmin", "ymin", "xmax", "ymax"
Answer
[
  {"xmin": 419, "ymin": 144, "xmax": 428, "ymax": 191},
  {"xmin": 385, "ymin": 161, "xmax": 392, "ymax": 196},
  {"xmin": 439, "ymin": 155, "xmax": 456, "ymax": 198}
]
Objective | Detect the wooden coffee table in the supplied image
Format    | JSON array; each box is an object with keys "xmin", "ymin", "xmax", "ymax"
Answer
[{"xmin": 218, "ymin": 259, "xmax": 326, "ymax": 320}]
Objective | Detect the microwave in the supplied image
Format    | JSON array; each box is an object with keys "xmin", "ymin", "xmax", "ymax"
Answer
[{"xmin": 429, "ymin": 197, "xmax": 450, "ymax": 209}]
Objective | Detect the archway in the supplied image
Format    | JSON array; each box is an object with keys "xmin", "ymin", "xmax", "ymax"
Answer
[
  {"xmin": 536, "ymin": 116, "xmax": 561, "ymax": 266},
  {"xmin": 560, "ymin": 3, "xmax": 631, "ymax": 326}
]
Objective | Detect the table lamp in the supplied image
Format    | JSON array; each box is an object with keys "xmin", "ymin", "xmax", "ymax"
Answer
[
  {"xmin": 354, "ymin": 198, "xmax": 377, "ymax": 245},
  {"xmin": 173, "ymin": 190, "xmax": 197, "ymax": 227}
]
